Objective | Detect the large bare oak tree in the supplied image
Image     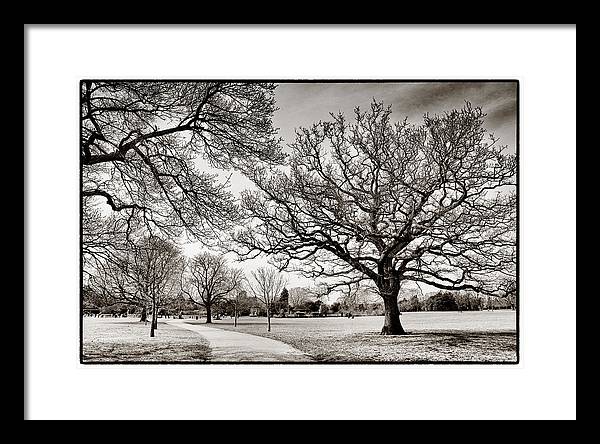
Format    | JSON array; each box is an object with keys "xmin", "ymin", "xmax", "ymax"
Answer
[{"xmin": 236, "ymin": 102, "xmax": 517, "ymax": 335}]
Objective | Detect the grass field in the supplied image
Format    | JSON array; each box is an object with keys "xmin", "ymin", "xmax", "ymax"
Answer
[
  {"xmin": 203, "ymin": 311, "xmax": 517, "ymax": 362},
  {"xmin": 82, "ymin": 317, "xmax": 211, "ymax": 362},
  {"xmin": 83, "ymin": 311, "xmax": 517, "ymax": 363}
]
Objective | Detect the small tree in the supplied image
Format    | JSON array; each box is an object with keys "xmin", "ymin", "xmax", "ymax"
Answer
[
  {"xmin": 319, "ymin": 303, "xmax": 329, "ymax": 316},
  {"xmin": 304, "ymin": 299, "xmax": 321, "ymax": 313},
  {"xmin": 130, "ymin": 236, "xmax": 182, "ymax": 336},
  {"xmin": 89, "ymin": 235, "xmax": 182, "ymax": 337},
  {"xmin": 330, "ymin": 302, "xmax": 341, "ymax": 313},
  {"xmin": 247, "ymin": 267, "xmax": 287, "ymax": 332},
  {"xmin": 425, "ymin": 292, "xmax": 459, "ymax": 312},
  {"xmin": 82, "ymin": 285, "xmax": 112, "ymax": 311},
  {"xmin": 409, "ymin": 295, "xmax": 422, "ymax": 312},
  {"xmin": 288, "ymin": 287, "xmax": 310, "ymax": 310},
  {"xmin": 279, "ymin": 288, "xmax": 290, "ymax": 314},
  {"xmin": 181, "ymin": 253, "xmax": 243, "ymax": 323},
  {"xmin": 229, "ymin": 289, "xmax": 250, "ymax": 327}
]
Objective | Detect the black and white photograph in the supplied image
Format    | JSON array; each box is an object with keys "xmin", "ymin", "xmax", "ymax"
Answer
[
  {"xmin": 25, "ymin": 25, "xmax": 576, "ymax": 420},
  {"xmin": 81, "ymin": 80, "xmax": 518, "ymax": 364}
]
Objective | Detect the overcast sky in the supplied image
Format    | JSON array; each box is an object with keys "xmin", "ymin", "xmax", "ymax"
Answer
[
  {"xmin": 185, "ymin": 82, "xmax": 518, "ymax": 293},
  {"xmin": 274, "ymin": 82, "xmax": 516, "ymax": 155}
]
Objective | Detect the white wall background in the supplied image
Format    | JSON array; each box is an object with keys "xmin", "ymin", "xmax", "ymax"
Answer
[{"xmin": 25, "ymin": 25, "xmax": 576, "ymax": 420}]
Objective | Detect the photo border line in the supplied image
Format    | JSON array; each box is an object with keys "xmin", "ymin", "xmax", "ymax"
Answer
[{"xmin": 79, "ymin": 79, "xmax": 520, "ymax": 365}]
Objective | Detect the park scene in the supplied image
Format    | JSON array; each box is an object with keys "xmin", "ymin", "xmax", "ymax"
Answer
[{"xmin": 82, "ymin": 81, "xmax": 518, "ymax": 363}]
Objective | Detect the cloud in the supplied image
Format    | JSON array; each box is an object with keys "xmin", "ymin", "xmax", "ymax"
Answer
[{"xmin": 274, "ymin": 82, "xmax": 517, "ymax": 152}]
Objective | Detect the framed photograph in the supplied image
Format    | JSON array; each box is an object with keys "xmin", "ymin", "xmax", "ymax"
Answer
[
  {"xmin": 25, "ymin": 25, "xmax": 576, "ymax": 420},
  {"xmin": 80, "ymin": 80, "xmax": 519, "ymax": 365}
]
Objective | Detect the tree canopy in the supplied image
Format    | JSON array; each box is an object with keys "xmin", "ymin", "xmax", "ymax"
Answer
[
  {"xmin": 235, "ymin": 101, "xmax": 517, "ymax": 333},
  {"xmin": 82, "ymin": 81, "xmax": 284, "ymax": 270},
  {"xmin": 180, "ymin": 252, "xmax": 243, "ymax": 323}
]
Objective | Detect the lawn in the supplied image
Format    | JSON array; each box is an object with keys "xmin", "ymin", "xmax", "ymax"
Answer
[
  {"xmin": 82, "ymin": 311, "xmax": 517, "ymax": 363},
  {"xmin": 204, "ymin": 311, "xmax": 518, "ymax": 363},
  {"xmin": 82, "ymin": 317, "xmax": 211, "ymax": 363}
]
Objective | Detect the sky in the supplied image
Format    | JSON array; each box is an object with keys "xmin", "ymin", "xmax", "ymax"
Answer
[
  {"xmin": 184, "ymin": 82, "xmax": 518, "ymax": 293},
  {"xmin": 274, "ymin": 82, "xmax": 516, "ymax": 156}
]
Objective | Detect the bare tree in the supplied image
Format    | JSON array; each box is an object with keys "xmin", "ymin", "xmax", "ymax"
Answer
[
  {"xmin": 501, "ymin": 278, "xmax": 517, "ymax": 310},
  {"xmin": 338, "ymin": 283, "xmax": 380, "ymax": 312},
  {"xmin": 181, "ymin": 253, "xmax": 243, "ymax": 323},
  {"xmin": 236, "ymin": 102, "xmax": 517, "ymax": 335},
  {"xmin": 82, "ymin": 208, "xmax": 130, "ymax": 280},
  {"xmin": 82, "ymin": 81, "xmax": 284, "ymax": 269},
  {"xmin": 89, "ymin": 235, "xmax": 182, "ymax": 337},
  {"xmin": 134, "ymin": 237, "xmax": 182, "ymax": 336},
  {"xmin": 228, "ymin": 288, "xmax": 247, "ymax": 327},
  {"xmin": 247, "ymin": 267, "xmax": 287, "ymax": 332},
  {"xmin": 287, "ymin": 287, "xmax": 311, "ymax": 309},
  {"xmin": 88, "ymin": 251, "xmax": 143, "ymax": 317}
]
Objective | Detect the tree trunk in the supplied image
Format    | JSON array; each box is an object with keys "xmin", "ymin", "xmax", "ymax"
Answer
[
  {"xmin": 140, "ymin": 306, "xmax": 147, "ymax": 323},
  {"xmin": 205, "ymin": 303, "xmax": 212, "ymax": 324},
  {"xmin": 150, "ymin": 304, "xmax": 156, "ymax": 337},
  {"xmin": 266, "ymin": 304, "xmax": 271, "ymax": 332},
  {"xmin": 234, "ymin": 307, "xmax": 238, "ymax": 327},
  {"xmin": 381, "ymin": 293, "xmax": 406, "ymax": 335}
]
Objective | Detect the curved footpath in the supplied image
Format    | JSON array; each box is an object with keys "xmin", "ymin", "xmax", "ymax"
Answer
[{"xmin": 166, "ymin": 319, "xmax": 311, "ymax": 362}]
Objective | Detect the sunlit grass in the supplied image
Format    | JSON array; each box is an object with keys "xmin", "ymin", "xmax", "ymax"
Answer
[
  {"xmin": 82, "ymin": 317, "xmax": 211, "ymax": 362},
  {"xmin": 205, "ymin": 312, "xmax": 517, "ymax": 362}
]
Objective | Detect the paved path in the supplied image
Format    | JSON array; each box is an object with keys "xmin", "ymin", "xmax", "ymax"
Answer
[{"xmin": 166, "ymin": 319, "xmax": 311, "ymax": 362}]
